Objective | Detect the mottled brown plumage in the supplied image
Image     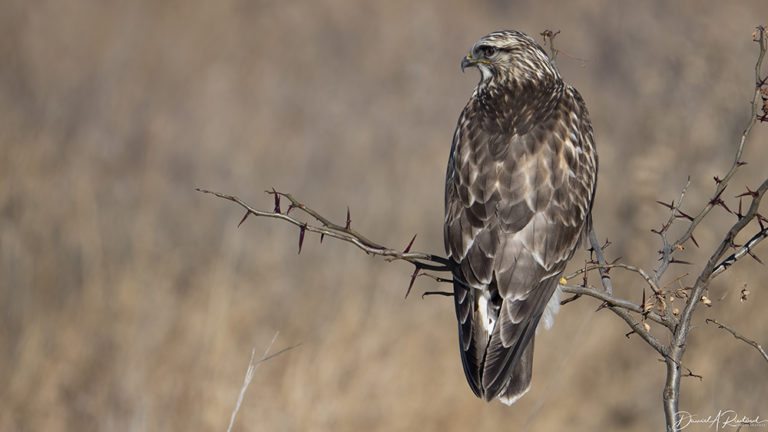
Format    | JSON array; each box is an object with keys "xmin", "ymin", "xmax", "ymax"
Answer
[{"xmin": 444, "ymin": 30, "xmax": 597, "ymax": 404}]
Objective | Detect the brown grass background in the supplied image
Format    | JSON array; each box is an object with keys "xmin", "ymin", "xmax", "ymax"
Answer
[{"xmin": 2, "ymin": 1, "xmax": 767, "ymax": 431}]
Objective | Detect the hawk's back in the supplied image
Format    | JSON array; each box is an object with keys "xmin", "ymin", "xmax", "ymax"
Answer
[{"xmin": 444, "ymin": 30, "xmax": 597, "ymax": 404}]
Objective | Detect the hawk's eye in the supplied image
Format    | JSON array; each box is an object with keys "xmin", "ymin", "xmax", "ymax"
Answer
[{"xmin": 478, "ymin": 45, "xmax": 497, "ymax": 58}]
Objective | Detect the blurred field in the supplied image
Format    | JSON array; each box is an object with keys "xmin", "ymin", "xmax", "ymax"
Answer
[{"xmin": 2, "ymin": 1, "xmax": 767, "ymax": 431}]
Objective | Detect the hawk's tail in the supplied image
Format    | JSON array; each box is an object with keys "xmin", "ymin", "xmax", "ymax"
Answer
[{"xmin": 497, "ymin": 336, "xmax": 534, "ymax": 406}]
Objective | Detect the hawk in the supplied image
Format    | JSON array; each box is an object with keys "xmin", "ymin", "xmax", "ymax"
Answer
[{"xmin": 444, "ymin": 30, "xmax": 597, "ymax": 404}]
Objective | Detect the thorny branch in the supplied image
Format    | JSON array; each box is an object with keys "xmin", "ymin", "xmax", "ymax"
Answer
[
  {"xmin": 712, "ymin": 223, "xmax": 768, "ymax": 278},
  {"xmin": 583, "ymin": 226, "xmax": 669, "ymax": 357},
  {"xmin": 668, "ymin": 26, "xmax": 768, "ymax": 259},
  {"xmin": 200, "ymin": 25, "xmax": 768, "ymax": 432},
  {"xmin": 195, "ymin": 189, "xmax": 452, "ymax": 274},
  {"xmin": 662, "ymin": 26, "xmax": 768, "ymax": 432},
  {"xmin": 653, "ymin": 177, "xmax": 692, "ymax": 285}
]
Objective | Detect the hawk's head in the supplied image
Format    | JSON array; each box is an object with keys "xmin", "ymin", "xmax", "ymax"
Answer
[{"xmin": 461, "ymin": 30, "xmax": 560, "ymax": 89}]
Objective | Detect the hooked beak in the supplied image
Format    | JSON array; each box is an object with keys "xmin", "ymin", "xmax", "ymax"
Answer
[{"xmin": 461, "ymin": 53, "xmax": 489, "ymax": 73}]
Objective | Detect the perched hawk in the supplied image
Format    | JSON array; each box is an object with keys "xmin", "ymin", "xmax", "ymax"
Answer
[{"xmin": 444, "ymin": 30, "xmax": 597, "ymax": 404}]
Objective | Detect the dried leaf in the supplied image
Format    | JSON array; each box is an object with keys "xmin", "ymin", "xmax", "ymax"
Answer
[{"xmin": 741, "ymin": 286, "xmax": 751, "ymax": 302}]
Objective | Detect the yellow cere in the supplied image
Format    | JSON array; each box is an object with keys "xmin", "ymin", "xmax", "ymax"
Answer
[{"xmin": 467, "ymin": 53, "xmax": 490, "ymax": 64}]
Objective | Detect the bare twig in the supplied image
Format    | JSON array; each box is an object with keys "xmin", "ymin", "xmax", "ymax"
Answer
[
  {"xmin": 654, "ymin": 178, "xmax": 691, "ymax": 284},
  {"xmin": 587, "ymin": 227, "xmax": 614, "ymax": 295},
  {"xmin": 583, "ymin": 225, "xmax": 669, "ymax": 355},
  {"xmin": 422, "ymin": 290, "xmax": 454, "ymax": 298},
  {"xmin": 540, "ymin": 29, "xmax": 561, "ymax": 67},
  {"xmin": 564, "ymin": 262, "xmax": 661, "ymax": 295},
  {"xmin": 562, "ymin": 284, "xmax": 674, "ymax": 330},
  {"xmin": 227, "ymin": 333, "xmax": 301, "ymax": 432},
  {"xmin": 540, "ymin": 29, "xmax": 588, "ymax": 69},
  {"xmin": 706, "ymin": 318, "xmax": 768, "ymax": 364}
]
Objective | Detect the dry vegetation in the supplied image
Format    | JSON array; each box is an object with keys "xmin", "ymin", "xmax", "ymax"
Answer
[{"xmin": 2, "ymin": 1, "xmax": 767, "ymax": 431}]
